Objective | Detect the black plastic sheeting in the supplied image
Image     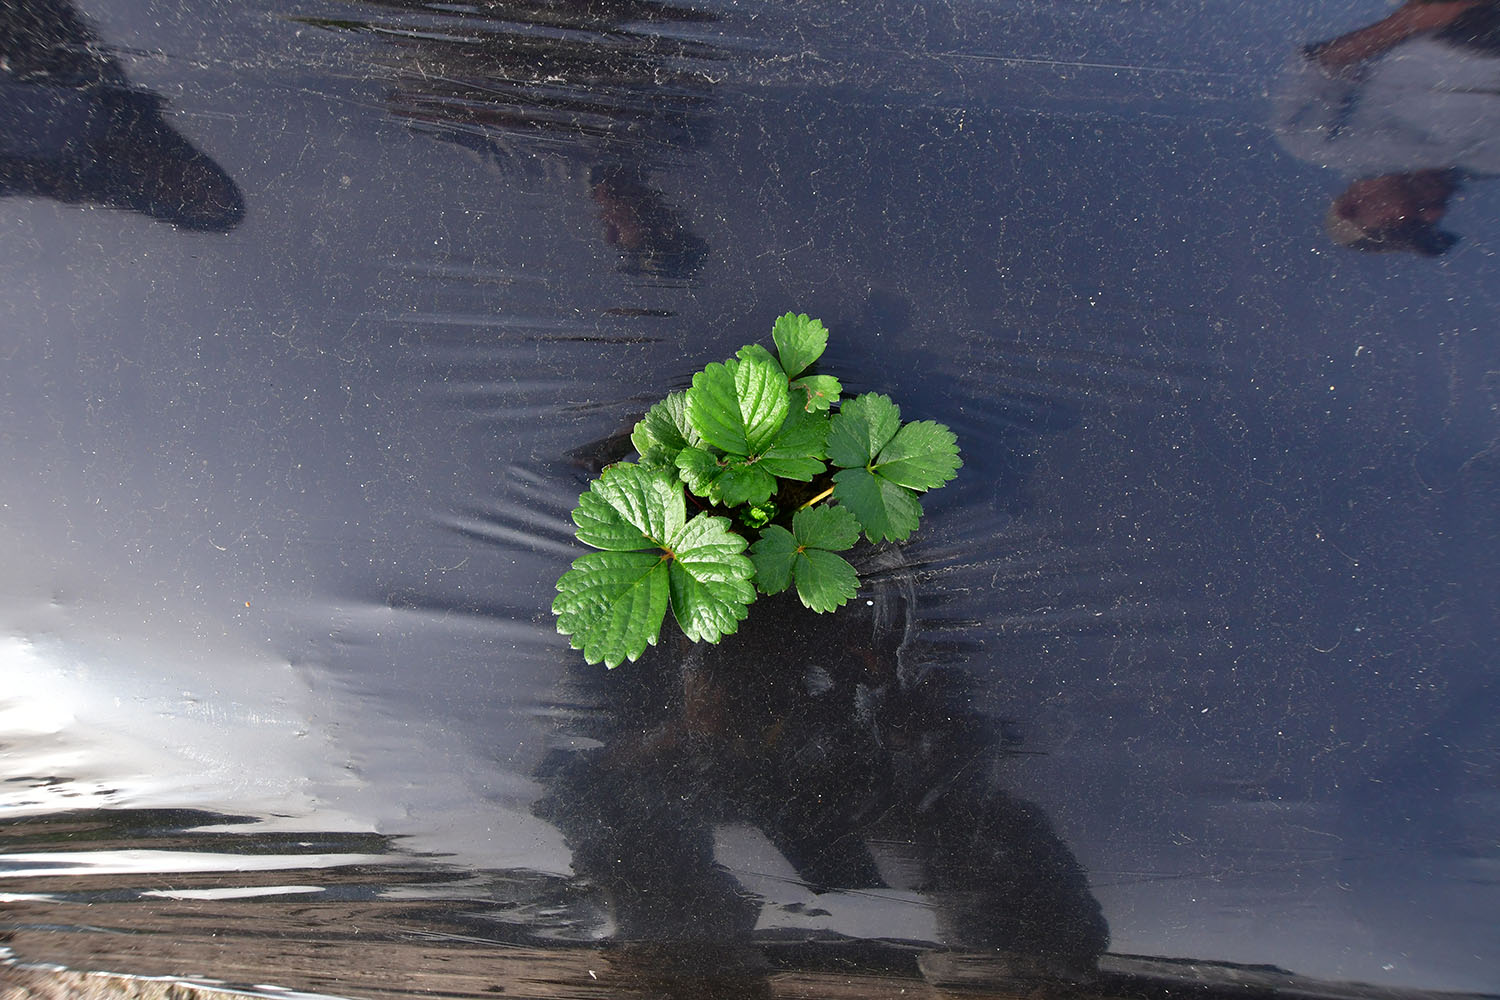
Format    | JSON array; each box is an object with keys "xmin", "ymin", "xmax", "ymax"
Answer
[{"xmin": 2, "ymin": 0, "xmax": 1498, "ymax": 995}]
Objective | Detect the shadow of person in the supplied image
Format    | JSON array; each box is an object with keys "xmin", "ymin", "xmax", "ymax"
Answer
[
  {"xmin": 532, "ymin": 543, "xmax": 1109, "ymax": 994},
  {"xmin": 1273, "ymin": 1, "xmax": 1500, "ymax": 256},
  {"xmin": 0, "ymin": 0, "xmax": 245, "ymax": 232},
  {"xmin": 302, "ymin": 0, "xmax": 715, "ymax": 280}
]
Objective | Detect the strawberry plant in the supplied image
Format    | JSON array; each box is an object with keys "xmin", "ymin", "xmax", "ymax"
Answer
[{"xmin": 554, "ymin": 313, "xmax": 961, "ymax": 667}]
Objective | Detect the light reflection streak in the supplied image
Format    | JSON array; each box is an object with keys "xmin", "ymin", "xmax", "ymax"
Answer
[{"xmin": 0, "ymin": 851, "xmax": 394, "ymax": 879}]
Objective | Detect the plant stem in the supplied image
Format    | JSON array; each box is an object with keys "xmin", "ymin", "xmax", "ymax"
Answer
[{"xmin": 799, "ymin": 485, "xmax": 835, "ymax": 509}]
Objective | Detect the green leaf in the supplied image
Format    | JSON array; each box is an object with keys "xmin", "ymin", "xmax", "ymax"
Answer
[
  {"xmin": 833, "ymin": 466, "xmax": 925, "ymax": 543},
  {"xmin": 668, "ymin": 514, "xmax": 756, "ymax": 642},
  {"xmin": 794, "ymin": 549, "xmax": 860, "ymax": 613},
  {"xmin": 791, "ymin": 374, "xmax": 841, "ymax": 413},
  {"xmin": 687, "ymin": 354, "xmax": 790, "ymax": 457},
  {"xmin": 674, "ymin": 445, "xmax": 724, "ymax": 500},
  {"xmin": 756, "ymin": 404, "xmax": 830, "ymax": 482},
  {"xmin": 554, "ymin": 550, "xmax": 669, "ymax": 668},
  {"xmin": 555, "ymin": 463, "xmax": 755, "ymax": 666},
  {"xmin": 749, "ymin": 505, "xmax": 861, "ymax": 612},
  {"xmin": 826, "ymin": 392, "xmax": 901, "ymax": 469},
  {"xmin": 572, "ymin": 462, "xmax": 684, "ymax": 550},
  {"xmin": 632, "ymin": 392, "xmax": 699, "ymax": 468},
  {"xmin": 681, "ymin": 354, "xmax": 824, "ymax": 493},
  {"xmin": 740, "ymin": 500, "xmax": 778, "ymax": 530},
  {"xmin": 825, "ymin": 395, "xmax": 961, "ymax": 542},
  {"xmin": 715, "ymin": 464, "xmax": 778, "ymax": 506},
  {"xmin": 792, "ymin": 504, "xmax": 861, "ymax": 551},
  {"xmin": 675, "ymin": 446, "xmax": 778, "ymax": 506},
  {"xmin": 772, "ymin": 312, "xmax": 829, "ymax": 378},
  {"xmin": 869, "ymin": 420, "xmax": 962, "ymax": 491},
  {"xmin": 736, "ymin": 343, "xmax": 779, "ymax": 370},
  {"xmin": 748, "ymin": 525, "xmax": 797, "ymax": 594}
]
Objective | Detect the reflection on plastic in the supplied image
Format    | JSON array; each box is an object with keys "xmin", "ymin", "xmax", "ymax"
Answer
[
  {"xmin": 0, "ymin": 0, "xmax": 245, "ymax": 231},
  {"xmin": 1273, "ymin": 1, "xmax": 1500, "ymax": 256},
  {"xmin": 300, "ymin": 0, "xmax": 714, "ymax": 278},
  {"xmin": 3, "ymin": 0, "xmax": 1499, "ymax": 993},
  {"xmin": 535, "ymin": 534, "xmax": 1109, "ymax": 987}
]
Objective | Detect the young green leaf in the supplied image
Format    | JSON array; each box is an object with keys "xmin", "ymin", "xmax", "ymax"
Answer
[
  {"xmin": 687, "ymin": 353, "xmax": 790, "ymax": 457},
  {"xmin": 827, "ymin": 393, "xmax": 962, "ymax": 543},
  {"xmin": 771, "ymin": 312, "xmax": 829, "ymax": 379},
  {"xmin": 750, "ymin": 506, "xmax": 861, "ymax": 612},
  {"xmin": 631, "ymin": 392, "xmax": 699, "ymax": 468},
  {"xmin": 755, "ymin": 405, "xmax": 830, "ymax": 481},
  {"xmin": 554, "ymin": 463, "xmax": 755, "ymax": 667},
  {"xmin": 678, "ymin": 355, "xmax": 828, "ymax": 504},
  {"xmin": 739, "ymin": 499, "xmax": 778, "ymax": 529},
  {"xmin": 675, "ymin": 445, "xmax": 778, "ymax": 506}
]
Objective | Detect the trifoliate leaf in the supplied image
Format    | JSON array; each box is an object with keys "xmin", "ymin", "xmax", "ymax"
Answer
[
  {"xmin": 825, "ymin": 393, "xmax": 961, "ymax": 542},
  {"xmin": 749, "ymin": 506, "xmax": 861, "ymax": 612},
  {"xmin": 756, "ymin": 404, "xmax": 830, "ymax": 482},
  {"xmin": 667, "ymin": 514, "xmax": 756, "ymax": 642},
  {"xmin": 867, "ymin": 420, "xmax": 962, "ymax": 491},
  {"xmin": 826, "ymin": 392, "xmax": 902, "ymax": 469},
  {"xmin": 772, "ymin": 312, "xmax": 829, "ymax": 378},
  {"xmin": 555, "ymin": 463, "xmax": 755, "ymax": 666},
  {"xmin": 687, "ymin": 354, "xmax": 790, "ymax": 457},
  {"xmin": 632, "ymin": 392, "xmax": 699, "ymax": 468},
  {"xmin": 791, "ymin": 374, "xmax": 841, "ymax": 413},
  {"xmin": 832, "ymin": 466, "xmax": 925, "ymax": 543}
]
